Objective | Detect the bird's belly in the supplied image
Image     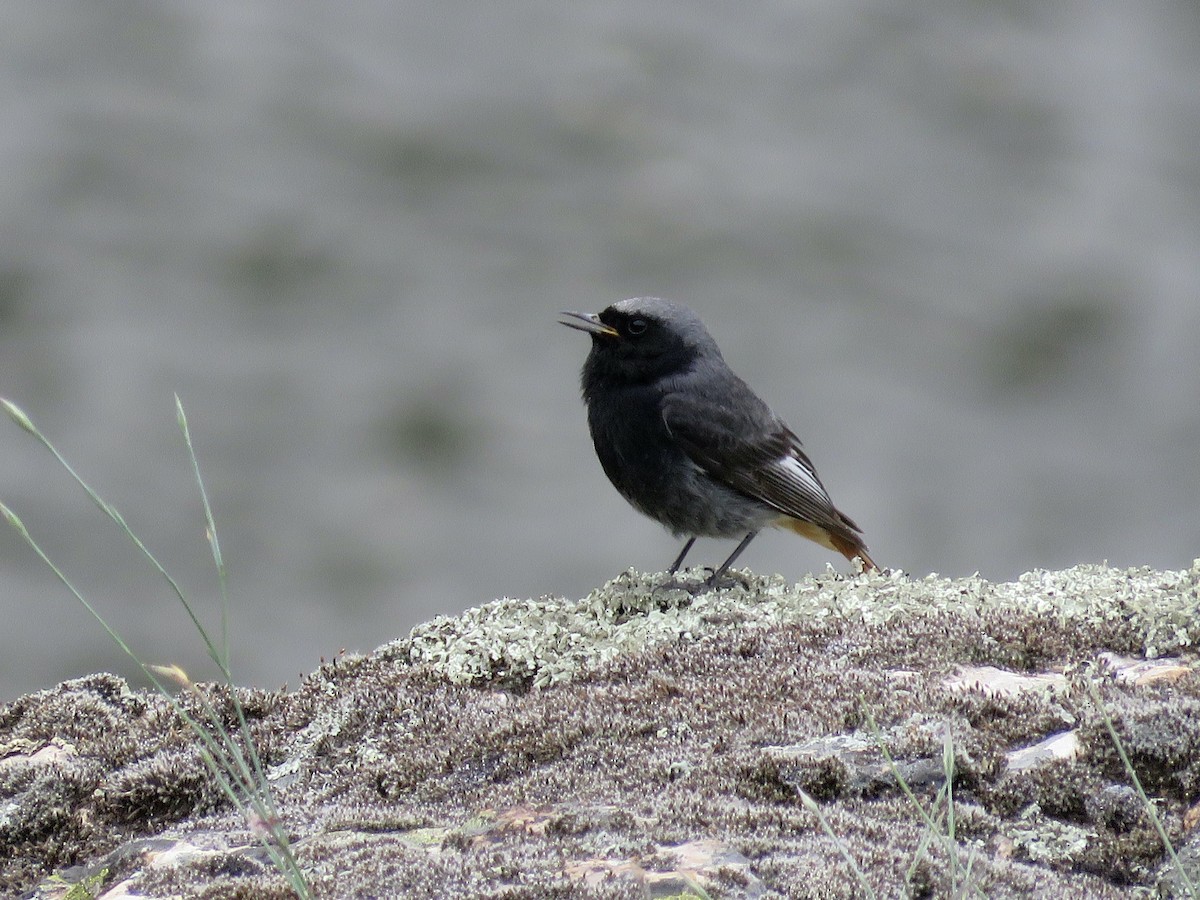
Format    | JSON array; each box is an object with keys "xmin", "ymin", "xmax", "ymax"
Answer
[{"xmin": 590, "ymin": 417, "xmax": 771, "ymax": 538}]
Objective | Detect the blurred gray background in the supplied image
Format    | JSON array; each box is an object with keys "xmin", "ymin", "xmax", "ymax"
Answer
[{"xmin": 1, "ymin": 2, "xmax": 1197, "ymax": 701}]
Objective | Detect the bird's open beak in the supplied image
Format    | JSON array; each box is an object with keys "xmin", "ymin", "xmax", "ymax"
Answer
[{"xmin": 559, "ymin": 311, "xmax": 618, "ymax": 337}]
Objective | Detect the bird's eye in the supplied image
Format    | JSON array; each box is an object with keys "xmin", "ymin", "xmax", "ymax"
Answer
[{"xmin": 627, "ymin": 318, "xmax": 648, "ymax": 336}]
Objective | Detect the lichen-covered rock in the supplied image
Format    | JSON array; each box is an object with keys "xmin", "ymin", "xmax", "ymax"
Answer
[{"xmin": 3, "ymin": 562, "xmax": 1199, "ymax": 898}]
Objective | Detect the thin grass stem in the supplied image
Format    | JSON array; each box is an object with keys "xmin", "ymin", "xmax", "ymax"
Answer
[
  {"xmin": 1086, "ymin": 681, "xmax": 1198, "ymax": 899},
  {"xmin": 862, "ymin": 706, "xmax": 986, "ymax": 898},
  {"xmin": 797, "ymin": 788, "xmax": 879, "ymax": 900},
  {"xmin": 2, "ymin": 397, "xmax": 310, "ymax": 898},
  {"xmin": 175, "ymin": 395, "xmax": 229, "ymax": 670}
]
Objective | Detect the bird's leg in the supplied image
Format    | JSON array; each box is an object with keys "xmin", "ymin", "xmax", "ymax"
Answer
[
  {"xmin": 706, "ymin": 531, "xmax": 759, "ymax": 585},
  {"xmin": 667, "ymin": 536, "xmax": 697, "ymax": 574}
]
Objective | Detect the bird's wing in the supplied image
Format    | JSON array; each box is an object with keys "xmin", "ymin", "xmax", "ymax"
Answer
[{"xmin": 661, "ymin": 383, "xmax": 861, "ymax": 536}]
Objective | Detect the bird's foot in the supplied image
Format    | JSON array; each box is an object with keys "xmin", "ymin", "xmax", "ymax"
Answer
[
  {"xmin": 650, "ymin": 576, "xmax": 699, "ymax": 606},
  {"xmin": 700, "ymin": 567, "xmax": 753, "ymax": 592},
  {"xmin": 653, "ymin": 568, "xmax": 751, "ymax": 597}
]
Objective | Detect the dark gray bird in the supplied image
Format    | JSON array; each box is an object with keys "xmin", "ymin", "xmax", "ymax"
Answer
[{"xmin": 560, "ymin": 297, "xmax": 876, "ymax": 584}]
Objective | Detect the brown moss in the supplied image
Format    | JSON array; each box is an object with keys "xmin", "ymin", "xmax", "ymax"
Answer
[{"xmin": 5, "ymin": 564, "xmax": 1199, "ymax": 897}]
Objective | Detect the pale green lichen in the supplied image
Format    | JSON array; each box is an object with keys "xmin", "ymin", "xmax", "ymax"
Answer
[
  {"xmin": 386, "ymin": 561, "xmax": 1200, "ymax": 688},
  {"xmin": 1008, "ymin": 803, "xmax": 1094, "ymax": 865}
]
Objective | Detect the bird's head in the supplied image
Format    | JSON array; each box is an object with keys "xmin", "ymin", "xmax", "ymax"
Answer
[{"xmin": 560, "ymin": 297, "xmax": 722, "ymax": 385}]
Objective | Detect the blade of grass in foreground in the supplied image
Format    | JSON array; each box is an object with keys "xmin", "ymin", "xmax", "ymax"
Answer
[
  {"xmin": 173, "ymin": 395, "xmax": 276, "ymax": 840},
  {"xmin": 1, "ymin": 397, "xmax": 310, "ymax": 898},
  {"xmin": 175, "ymin": 394, "xmax": 230, "ymax": 672},
  {"xmin": 796, "ymin": 787, "xmax": 879, "ymax": 899},
  {"xmin": 860, "ymin": 706, "xmax": 985, "ymax": 898},
  {"xmin": 1086, "ymin": 681, "xmax": 1198, "ymax": 899}
]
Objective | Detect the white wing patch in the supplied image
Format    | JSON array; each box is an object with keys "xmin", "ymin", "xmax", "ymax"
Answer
[{"xmin": 769, "ymin": 453, "xmax": 831, "ymax": 505}]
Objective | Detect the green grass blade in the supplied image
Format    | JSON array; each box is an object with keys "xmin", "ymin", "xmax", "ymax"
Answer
[
  {"xmin": 173, "ymin": 396, "xmax": 275, "ymax": 811},
  {"xmin": 3, "ymin": 398, "xmax": 226, "ymax": 673},
  {"xmin": 862, "ymin": 706, "xmax": 986, "ymax": 898},
  {"xmin": 1086, "ymin": 681, "xmax": 1198, "ymax": 898},
  {"xmin": 175, "ymin": 395, "xmax": 229, "ymax": 671},
  {"xmin": 797, "ymin": 788, "xmax": 878, "ymax": 900},
  {"xmin": 3, "ymin": 397, "xmax": 310, "ymax": 897},
  {"xmin": 1, "ymin": 501, "xmax": 144, "ymax": 670}
]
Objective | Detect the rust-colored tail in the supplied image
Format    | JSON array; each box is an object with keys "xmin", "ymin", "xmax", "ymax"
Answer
[
  {"xmin": 830, "ymin": 532, "xmax": 877, "ymax": 572},
  {"xmin": 779, "ymin": 516, "xmax": 877, "ymax": 572}
]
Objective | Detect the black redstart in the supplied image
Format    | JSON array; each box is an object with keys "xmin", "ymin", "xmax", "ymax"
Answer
[{"xmin": 560, "ymin": 297, "xmax": 876, "ymax": 584}]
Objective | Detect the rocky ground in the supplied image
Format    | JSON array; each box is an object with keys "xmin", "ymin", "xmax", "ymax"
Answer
[{"xmin": 3, "ymin": 562, "xmax": 1200, "ymax": 898}]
